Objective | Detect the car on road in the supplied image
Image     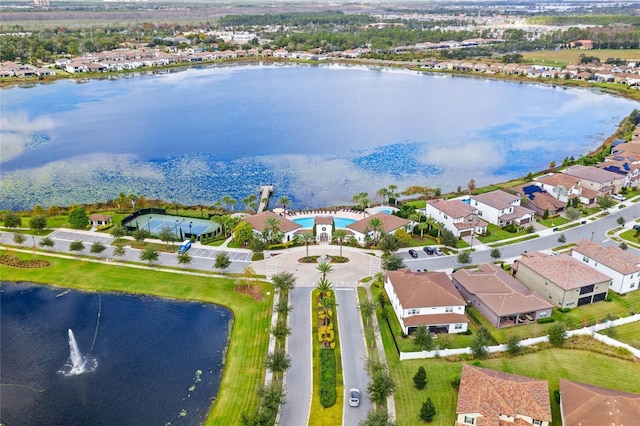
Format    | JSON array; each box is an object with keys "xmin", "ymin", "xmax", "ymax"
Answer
[
  {"xmin": 349, "ymin": 388, "xmax": 360, "ymax": 407},
  {"xmin": 423, "ymin": 246, "xmax": 434, "ymax": 255},
  {"xmin": 434, "ymin": 247, "xmax": 444, "ymax": 256},
  {"xmin": 408, "ymin": 249, "xmax": 419, "ymax": 258},
  {"xmin": 633, "ymin": 224, "xmax": 640, "ymax": 231}
]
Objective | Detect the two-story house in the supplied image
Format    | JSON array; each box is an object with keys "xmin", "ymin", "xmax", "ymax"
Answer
[
  {"xmin": 456, "ymin": 365, "xmax": 552, "ymax": 426},
  {"xmin": 563, "ymin": 165, "xmax": 624, "ymax": 195},
  {"xmin": 534, "ymin": 173, "xmax": 598, "ymax": 205},
  {"xmin": 384, "ymin": 269, "xmax": 468, "ymax": 335},
  {"xmin": 469, "ymin": 190, "xmax": 535, "ymax": 226},
  {"xmin": 571, "ymin": 239, "xmax": 640, "ymax": 294},
  {"xmin": 424, "ymin": 198, "xmax": 488, "ymax": 238},
  {"xmin": 513, "ymin": 252, "xmax": 611, "ymax": 308}
]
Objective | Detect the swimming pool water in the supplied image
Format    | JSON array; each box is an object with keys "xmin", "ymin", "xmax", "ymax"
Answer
[{"xmin": 292, "ymin": 217, "xmax": 356, "ymax": 228}]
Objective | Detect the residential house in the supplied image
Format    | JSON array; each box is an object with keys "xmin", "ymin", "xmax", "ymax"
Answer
[
  {"xmin": 241, "ymin": 211, "xmax": 301, "ymax": 243},
  {"xmin": 88, "ymin": 214, "xmax": 112, "ymax": 227},
  {"xmin": 512, "ymin": 184, "xmax": 567, "ymax": 216},
  {"xmin": 598, "ymin": 154, "xmax": 640, "ymax": 189},
  {"xmin": 456, "ymin": 364, "xmax": 552, "ymax": 426},
  {"xmin": 452, "ymin": 263, "xmax": 553, "ymax": 328},
  {"xmin": 384, "ymin": 269, "xmax": 468, "ymax": 335},
  {"xmin": 571, "ymin": 239, "xmax": 640, "ymax": 294},
  {"xmin": 513, "ymin": 252, "xmax": 611, "ymax": 308},
  {"xmin": 346, "ymin": 212, "xmax": 410, "ymax": 244},
  {"xmin": 424, "ymin": 198, "xmax": 488, "ymax": 238},
  {"xmin": 534, "ymin": 173, "xmax": 597, "ymax": 205},
  {"xmin": 559, "ymin": 379, "xmax": 640, "ymax": 426},
  {"xmin": 563, "ymin": 165, "xmax": 624, "ymax": 195},
  {"xmin": 469, "ymin": 190, "xmax": 535, "ymax": 226}
]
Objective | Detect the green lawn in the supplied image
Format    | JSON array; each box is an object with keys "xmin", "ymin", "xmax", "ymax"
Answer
[
  {"xmin": 0, "ymin": 251, "xmax": 272, "ymax": 425},
  {"xmin": 611, "ymin": 321, "xmax": 640, "ymax": 349},
  {"xmin": 477, "ymin": 224, "xmax": 529, "ymax": 244},
  {"xmin": 538, "ymin": 216, "xmax": 570, "ymax": 228}
]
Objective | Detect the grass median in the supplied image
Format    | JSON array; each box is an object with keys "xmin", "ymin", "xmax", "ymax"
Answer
[{"xmin": 0, "ymin": 250, "xmax": 272, "ymax": 425}]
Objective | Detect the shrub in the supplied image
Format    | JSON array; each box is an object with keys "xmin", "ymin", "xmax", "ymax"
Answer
[
  {"xmin": 548, "ymin": 323, "xmax": 568, "ymax": 347},
  {"xmin": 558, "ymin": 307, "xmax": 571, "ymax": 313},
  {"xmin": 413, "ymin": 366, "xmax": 427, "ymax": 390},
  {"xmin": 319, "ymin": 348, "xmax": 337, "ymax": 407},
  {"xmin": 450, "ymin": 375, "xmax": 461, "ymax": 390},
  {"xmin": 537, "ymin": 317, "xmax": 555, "ymax": 324}
]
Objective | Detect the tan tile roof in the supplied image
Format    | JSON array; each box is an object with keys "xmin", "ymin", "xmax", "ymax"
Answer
[
  {"xmin": 242, "ymin": 211, "xmax": 301, "ymax": 233},
  {"xmin": 516, "ymin": 252, "xmax": 611, "ymax": 290},
  {"xmin": 560, "ymin": 379, "xmax": 640, "ymax": 426},
  {"xmin": 614, "ymin": 141, "xmax": 640, "ymax": 154},
  {"xmin": 387, "ymin": 269, "xmax": 465, "ymax": 309},
  {"xmin": 452, "ymin": 264, "xmax": 552, "ymax": 316},
  {"xmin": 564, "ymin": 165, "xmax": 621, "ymax": 184},
  {"xmin": 347, "ymin": 212, "xmax": 410, "ymax": 234},
  {"xmin": 573, "ymin": 239, "xmax": 640, "ymax": 275},
  {"xmin": 456, "ymin": 365, "xmax": 551, "ymax": 425},
  {"xmin": 315, "ymin": 216, "xmax": 333, "ymax": 225},
  {"xmin": 536, "ymin": 173, "xmax": 579, "ymax": 188},
  {"xmin": 471, "ymin": 190, "xmax": 519, "ymax": 209},
  {"xmin": 427, "ymin": 198, "xmax": 476, "ymax": 219}
]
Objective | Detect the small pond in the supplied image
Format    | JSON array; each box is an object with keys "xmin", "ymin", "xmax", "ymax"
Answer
[{"xmin": 0, "ymin": 282, "xmax": 232, "ymax": 425}]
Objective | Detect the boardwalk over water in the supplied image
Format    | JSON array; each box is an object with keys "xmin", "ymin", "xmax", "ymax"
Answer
[{"xmin": 257, "ymin": 185, "xmax": 274, "ymax": 213}]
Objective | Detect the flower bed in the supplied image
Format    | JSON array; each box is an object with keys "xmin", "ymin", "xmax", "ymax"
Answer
[{"xmin": 0, "ymin": 255, "xmax": 50, "ymax": 269}]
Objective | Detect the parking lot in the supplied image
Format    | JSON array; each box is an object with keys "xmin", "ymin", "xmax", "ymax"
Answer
[{"xmin": 49, "ymin": 230, "xmax": 115, "ymax": 245}]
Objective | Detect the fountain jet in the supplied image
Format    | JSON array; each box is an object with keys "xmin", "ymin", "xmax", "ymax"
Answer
[{"xmin": 60, "ymin": 329, "xmax": 97, "ymax": 376}]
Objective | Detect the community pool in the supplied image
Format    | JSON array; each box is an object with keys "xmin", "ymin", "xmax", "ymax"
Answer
[
  {"xmin": 371, "ymin": 206, "xmax": 398, "ymax": 215},
  {"xmin": 292, "ymin": 217, "xmax": 357, "ymax": 229},
  {"xmin": 293, "ymin": 217, "xmax": 315, "ymax": 228}
]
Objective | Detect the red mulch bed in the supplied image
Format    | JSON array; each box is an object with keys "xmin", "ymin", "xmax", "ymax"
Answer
[
  {"xmin": 234, "ymin": 285, "xmax": 263, "ymax": 301},
  {"xmin": 0, "ymin": 255, "xmax": 50, "ymax": 269}
]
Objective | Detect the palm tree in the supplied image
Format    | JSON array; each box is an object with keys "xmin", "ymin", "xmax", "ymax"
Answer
[
  {"xmin": 128, "ymin": 193, "xmax": 138, "ymax": 212},
  {"xmin": 264, "ymin": 216, "xmax": 281, "ymax": 244},
  {"xmin": 332, "ymin": 229, "xmax": 348, "ymax": 257},
  {"xmin": 316, "ymin": 261, "xmax": 333, "ymax": 281},
  {"xmin": 242, "ymin": 194, "xmax": 257, "ymax": 212},
  {"xmin": 377, "ymin": 187, "xmax": 389, "ymax": 204},
  {"xmin": 272, "ymin": 271, "xmax": 296, "ymax": 293},
  {"xmin": 353, "ymin": 191, "xmax": 370, "ymax": 218},
  {"xmin": 359, "ymin": 299, "xmax": 377, "ymax": 326},
  {"xmin": 278, "ymin": 196, "xmax": 291, "ymax": 214},
  {"xmin": 318, "ymin": 294, "xmax": 336, "ymax": 327},
  {"xmin": 221, "ymin": 195, "xmax": 234, "ymax": 212},
  {"xmin": 265, "ymin": 349, "xmax": 291, "ymax": 379},
  {"xmin": 299, "ymin": 232, "xmax": 315, "ymax": 258},
  {"xmin": 315, "ymin": 277, "xmax": 333, "ymax": 300},
  {"xmin": 368, "ymin": 217, "xmax": 384, "ymax": 245},
  {"xmin": 387, "ymin": 184, "xmax": 398, "ymax": 205}
]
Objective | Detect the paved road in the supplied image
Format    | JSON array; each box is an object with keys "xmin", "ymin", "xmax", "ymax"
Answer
[
  {"xmin": 1, "ymin": 229, "xmax": 252, "ymax": 273},
  {"xmin": 398, "ymin": 202, "xmax": 640, "ymax": 271},
  {"xmin": 336, "ymin": 288, "xmax": 372, "ymax": 425},
  {"xmin": 279, "ymin": 287, "xmax": 313, "ymax": 426}
]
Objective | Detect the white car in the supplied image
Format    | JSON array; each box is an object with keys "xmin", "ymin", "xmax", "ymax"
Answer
[
  {"xmin": 349, "ymin": 388, "xmax": 360, "ymax": 407},
  {"xmin": 612, "ymin": 194, "xmax": 626, "ymax": 201}
]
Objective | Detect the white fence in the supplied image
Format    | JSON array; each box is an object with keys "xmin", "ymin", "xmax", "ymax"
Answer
[{"xmin": 399, "ymin": 314, "xmax": 640, "ymax": 361}]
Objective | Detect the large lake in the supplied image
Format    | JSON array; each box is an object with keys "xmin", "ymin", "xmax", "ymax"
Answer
[
  {"xmin": 1, "ymin": 63, "xmax": 638, "ymax": 209},
  {"xmin": 0, "ymin": 282, "xmax": 231, "ymax": 425}
]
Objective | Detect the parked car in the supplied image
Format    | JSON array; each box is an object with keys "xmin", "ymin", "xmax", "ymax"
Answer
[
  {"xmin": 423, "ymin": 246, "xmax": 434, "ymax": 255},
  {"xmin": 349, "ymin": 388, "xmax": 360, "ymax": 407},
  {"xmin": 434, "ymin": 247, "xmax": 443, "ymax": 256},
  {"xmin": 633, "ymin": 224, "xmax": 640, "ymax": 231},
  {"xmin": 408, "ymin": 249, "xmax": 419, "ymax": 258},
  {"xmin": 612, "ymin": 194, "xmax": 626, "ymax": 201}
]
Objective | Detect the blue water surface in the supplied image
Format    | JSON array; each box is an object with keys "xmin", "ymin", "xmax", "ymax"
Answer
[{"xmin": 1, "ymin": 63, "xmax": 637, "ymax": 209}]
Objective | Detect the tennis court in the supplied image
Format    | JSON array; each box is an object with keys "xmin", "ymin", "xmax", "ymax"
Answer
[{"xmin": 129, "ymin": 214, "xmax": 218, "ymax": 238}]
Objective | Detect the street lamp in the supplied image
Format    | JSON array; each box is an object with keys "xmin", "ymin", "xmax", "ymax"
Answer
[
  {"xmin": 189, "ymin": 221, "xmax": 193, "ymax": 236},
  {"xmin": 591, "ymin": 231, "xmax": 594, "ymax": 241},
  {"xmin": 174, "ymin": 220, "xmax": 179, "ymax": 238},
  {"xmin": 147, "ymin": 216, "xmax": 152, "ymax": 233},
  {"xmin": 32, "ymin": 235, "xmax": 36, "ymax": 249}
]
